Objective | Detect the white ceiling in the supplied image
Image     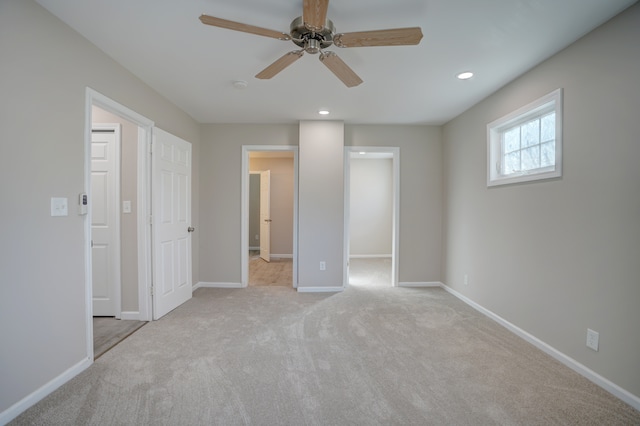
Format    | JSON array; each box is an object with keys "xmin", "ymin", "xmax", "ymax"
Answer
[{"xmin": 36, "ymin": 0, "xmax": 636, "ymax": 125}]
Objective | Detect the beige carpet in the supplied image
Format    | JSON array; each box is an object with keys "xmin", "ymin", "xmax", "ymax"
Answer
[{"xmin": 12, "ymin": 286, "xmax": 640, "ymax": 425}]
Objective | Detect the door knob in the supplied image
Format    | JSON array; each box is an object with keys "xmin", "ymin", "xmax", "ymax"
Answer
[{"xmin": 188, "ymin": 226, "xmax": 195, "ymax": 232}]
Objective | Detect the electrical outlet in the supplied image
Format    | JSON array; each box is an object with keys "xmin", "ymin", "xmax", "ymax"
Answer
[
  {"xmin": 586, "ymin": 329, "xmax": 599, "ymax": 351},
  {"xmin": 255, "ymin": 234, "xmax": 259, "ymax": 240},
  {"xmin": 464, "ymin": 274, "xmax": 468, "ymax": 286},
  {"xmin": 319, "ymin": 261, "xmax": 326, "ymax": 271}
]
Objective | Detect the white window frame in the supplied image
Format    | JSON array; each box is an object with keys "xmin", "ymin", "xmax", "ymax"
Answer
[{"xmin": 487, "ymin": 88, "xmax": 563, "ymax": 187}]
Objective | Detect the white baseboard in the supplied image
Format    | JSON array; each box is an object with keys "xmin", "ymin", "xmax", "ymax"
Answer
[
  {"xmin": 349, "ymin": 254, "xmax": 392, "ymax": 259},
  {"xmin": 196, "ymin": 282, "xmax": 244, "ymax": 289},
  {"xmin": 120, "ymin": 311, "xmax": 139, "ymax": 321},
  {"xmin": 398, "ymin": 281, "xmax": 442, "ymax": 288},
  {"xmin": 270, "ymin": 254, "xmax": 293, "ymax": 259},
  {"xmin": 440, "ymin": 283, "xmax": 640, "ymax": 412},
  {"xmin": 249, "ymin": 246, "xmax": 260, "ymax": 251},
  {"xmin": 0, "ymin": 357, "xmax": 92, "ymax": 425},
  {"xmin": 297, "ymin": 286, "xmax": 344, "ymax": 293}
]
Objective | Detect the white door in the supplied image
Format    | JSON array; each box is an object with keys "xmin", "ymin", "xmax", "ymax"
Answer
[
  {"xmin": 91, "ymin": 125, "xmax": 121, "ymax": 317},
  {"xmin": 259, "ymin": 170, "xmax": 271, "ymax": 262},
  {"xmin": 152, "ymin": 128, "xmax": 192, "ymax": 320}
]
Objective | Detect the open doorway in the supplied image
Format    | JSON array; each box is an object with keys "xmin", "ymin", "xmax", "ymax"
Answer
[
  {"xmin": 242, "ymin": 146, "xmax": 298, "ymax": 288},
  {"xmin": 344, "ymin": 147, "xmax": 400, "ymax": 287},
  {"xmin": 85, "ymin": 89, "xmax": 154, "ymax": 360}
]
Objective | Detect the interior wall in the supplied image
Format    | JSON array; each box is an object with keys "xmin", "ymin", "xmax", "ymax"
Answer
[
  {"xmin": 345, "ymin": 125, "xmax": 443, "ymax": 283},
  {"xmin": 0, "ymin": 0, "xmax": 200, "ymax": 417},
  {"xmin": 91, "ymin": 106, "xmax": 139, "ymax": 313},
  {"xmin": 250, "ymin": 157, "xmax": 294, "ymax": 256},
  {"xmin": 349, "ymin": 158, "xmax": 393, "ymax": 256},
  {"xmin": 442, "ymin": 3, "xmax": 640, "ymax": 399},
  {"xmin": 199, "ymin": 124, "xmax": 299, "ymax": 284},
  {"xmin": 298, "ymin": 121, "xmax": 345, "ymax": 289}
]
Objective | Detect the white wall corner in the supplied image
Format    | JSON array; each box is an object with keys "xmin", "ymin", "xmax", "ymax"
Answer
[{"xmin": 440, "ymin": 282, "xmax": 640, "ymax": 412}]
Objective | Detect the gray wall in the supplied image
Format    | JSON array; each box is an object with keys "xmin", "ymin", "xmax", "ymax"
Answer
[
  {"xmin": 349, "ymin": 158, "xmax": 393, "ymax": 256},
  {"xmin": 298, "ymin": 121, "xmax": 345, "ymax": 288},
  {"xmin": 0, "ymin": 0, "xmax": 200, "ymax": 414},
  {"xmin": 442, "ymin": 4, "xmax": 640, "ymax": 398},
  {"xmin": 199, "ymin": 124, "xmax": 299, "ymax": 284},
  {"xmin": 345, "ymin": 125, "xmax": 443, "ymax": 283},
  {"xmin": 250, "ymin": 157, "xmax": 295, "ymax": 256},
  {"xmin": 198, "ymin": 123, "xmax": 443, "ymax": 286}
]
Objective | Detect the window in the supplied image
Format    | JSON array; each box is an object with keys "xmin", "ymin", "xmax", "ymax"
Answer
[{"xmin": 487, "ymin": 89, "xmax": 562, "ymax": 186}]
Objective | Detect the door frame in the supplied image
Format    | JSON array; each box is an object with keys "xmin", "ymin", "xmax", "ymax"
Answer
[
  {"xmin": 343, "ymin": 146, "xmax": 400, "ymax": 287},
  {"xmin": 84, "ymin": 88, "xmax": 155, "ymax": 360},
  {"xmin": 241, "ymin": 145, "xmax": 299, "ymax": 288},
  {"xmin": 91, "ymin": 123, "xmax": 122, "ymax": 318}
]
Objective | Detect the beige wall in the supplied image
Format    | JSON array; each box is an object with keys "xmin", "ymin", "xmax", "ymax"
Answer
[
  {"xmin": 250, "ymin": 157, "xmax": 295, "ymax": 256},
  {"xmin": 349, "ymin": 158, "xmax": 393, "ymax": 256},
  {"xmin": 345, "ymin": 125, "xmax": 443, "ymax": 283},
  {"xmin": 91, "ymin": 106, "xmax": 139, "ymax": 312},
  {"xmin": 0, "ymin": 0, "xmax": 200, "ymax": 415},
  {"xmin": 298, "ymin": 121, "xmax": 345, "ymax": 288},
  {"xmin": 199, "ymin": 124, "xmax": 299, "ymax": 283},
  {"xmin": 442, "ymin": 3, "xmax": 640, "ymax": 398}
]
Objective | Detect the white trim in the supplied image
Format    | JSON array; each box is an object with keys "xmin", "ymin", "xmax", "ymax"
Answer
[
  {"xmin": 241, "ymin": 145, "xmax": 299, "ymax": 288},
  {"xmin": 398, "ymin": 281, "xmax": 442, "ymax": 288},
  {"xmin": 270, "ymin": 254, "xmax": 293, "ymax": 259},
  {"xmin": 0, "ymin": 357, "xmax": 92, "ymax": 425},
  {"xmin": 86, "ymin": 88, "xmax": 154, "ymax": 328},
  {"xmin": 197, "ymin": 282, "xmax": 244, "ymax": 289},
  {"xmin": 349, "ymin": 254, "xmax": 392, "ymax": 259},
  {"xmin": 297, "ymin": 286, "xmax": 344, "ymax": 293},
  {"xmin": 487, "ymin": 88, "xmax": 563, "ymax": 187},
  {"xmin": 344, "ymin": 146, "xmax": 400, "ymax": 287},
  {"xmin": 249, "ymin": 246, "xmax": 260, "ymax": 251},
  {"xmin": 440, "ymin": 283, "xmax": 640, "ymax": 411},
  {"xmin": 120, "ymin": 311, "xmax": 140, "ymax": 321}
]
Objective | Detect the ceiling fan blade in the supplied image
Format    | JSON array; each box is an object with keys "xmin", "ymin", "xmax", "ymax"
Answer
[
  {"xmin": 199, "ymin": 14, "xmax": 291, "ymax": 41},
  {"xmin": 319, "ymin": 51, "xmax": 363, "ymax": 88},
  {"xmin": 334, "ymin": 27, "xmax": 423, "ymax": 48},
  {"xmin": 255, "ymin": 51, "xmax": 305, "ymax": 79},
  {"xmin": 303, "ymin": 0, "xmax": 329, "ymax": 31}
]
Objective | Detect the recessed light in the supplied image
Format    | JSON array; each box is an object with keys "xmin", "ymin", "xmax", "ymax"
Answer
[
  {"xmin": 359, "ymin": 152, "xmax": 366, "ymax": 155},
  {"xmin": 457, "ymin": 71, "xmax": 474, "ymax": 80},
  {"xmin": 318, "ymin": 109, "xmax": 330, "ymax": 115}
]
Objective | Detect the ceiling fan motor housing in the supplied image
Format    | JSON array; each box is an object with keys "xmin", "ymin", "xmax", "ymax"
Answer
[{"xmin": 290, "ymin": 16, "xmax": 335, "ymax": 53}]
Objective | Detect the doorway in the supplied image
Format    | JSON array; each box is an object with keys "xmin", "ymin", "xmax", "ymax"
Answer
[
  {"xmin": 85, "ymin": 89, "xmax": 154, "ymax": 360},
  {"xmin": 242, "ymin": 146, "xmax": 298, "ymax": 288},
  {"xmin": 344, "ymin": 147, "xmax": 400, "ymax": 287}
]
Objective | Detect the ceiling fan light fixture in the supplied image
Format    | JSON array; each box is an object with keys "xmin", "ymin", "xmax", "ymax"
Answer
[{"xmin": 457, "ymin": 71, "xmax": 474, "ymax": 80}]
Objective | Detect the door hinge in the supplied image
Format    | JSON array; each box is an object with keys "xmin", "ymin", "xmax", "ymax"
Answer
[
  {"xmin": 149, "ymin": 143, "xmax": 153, "ymax": 154},
  {"xmin": 150, "ymin": 286, "xmax": 154, "ymax": 296},
  {"xmin": 149, "ymin": 215, "xmax": 153, "ymax": 225}
]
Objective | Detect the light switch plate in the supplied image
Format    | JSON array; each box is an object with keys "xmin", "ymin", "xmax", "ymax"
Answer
[
  {"xmin": 51, "ymin": 197, "xmax": 68, "ymax": 217},
  {"xmin": 123, "ymin": 200, "xmax": 132, "ymax": 214}
]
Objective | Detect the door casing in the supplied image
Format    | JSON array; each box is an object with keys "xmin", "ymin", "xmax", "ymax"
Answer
[
  {"xmin": 241, "ymin": 146, "xmax": 299, "ymax": 288},
  {"xmin": 84, "ymin": 88, "xmax": 154, "ymax": 360},
  {"xmin": 343, "ymin": 146, "xmax": 400, "ymax": 287}
]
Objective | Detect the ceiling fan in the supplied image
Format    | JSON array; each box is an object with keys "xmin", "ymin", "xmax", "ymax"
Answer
[{"xmin": 199, "ymin": 0, "xmax": 423, "ymax": 88}]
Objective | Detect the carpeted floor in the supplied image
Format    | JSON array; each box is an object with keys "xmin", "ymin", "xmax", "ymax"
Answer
[
  {"xmin": 93, "ymin": 317, "xmax": 147, "ymax": 359},
  {"xmin": 12, "ymin": 285, "xmax": 640, "ymax": 425}
]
